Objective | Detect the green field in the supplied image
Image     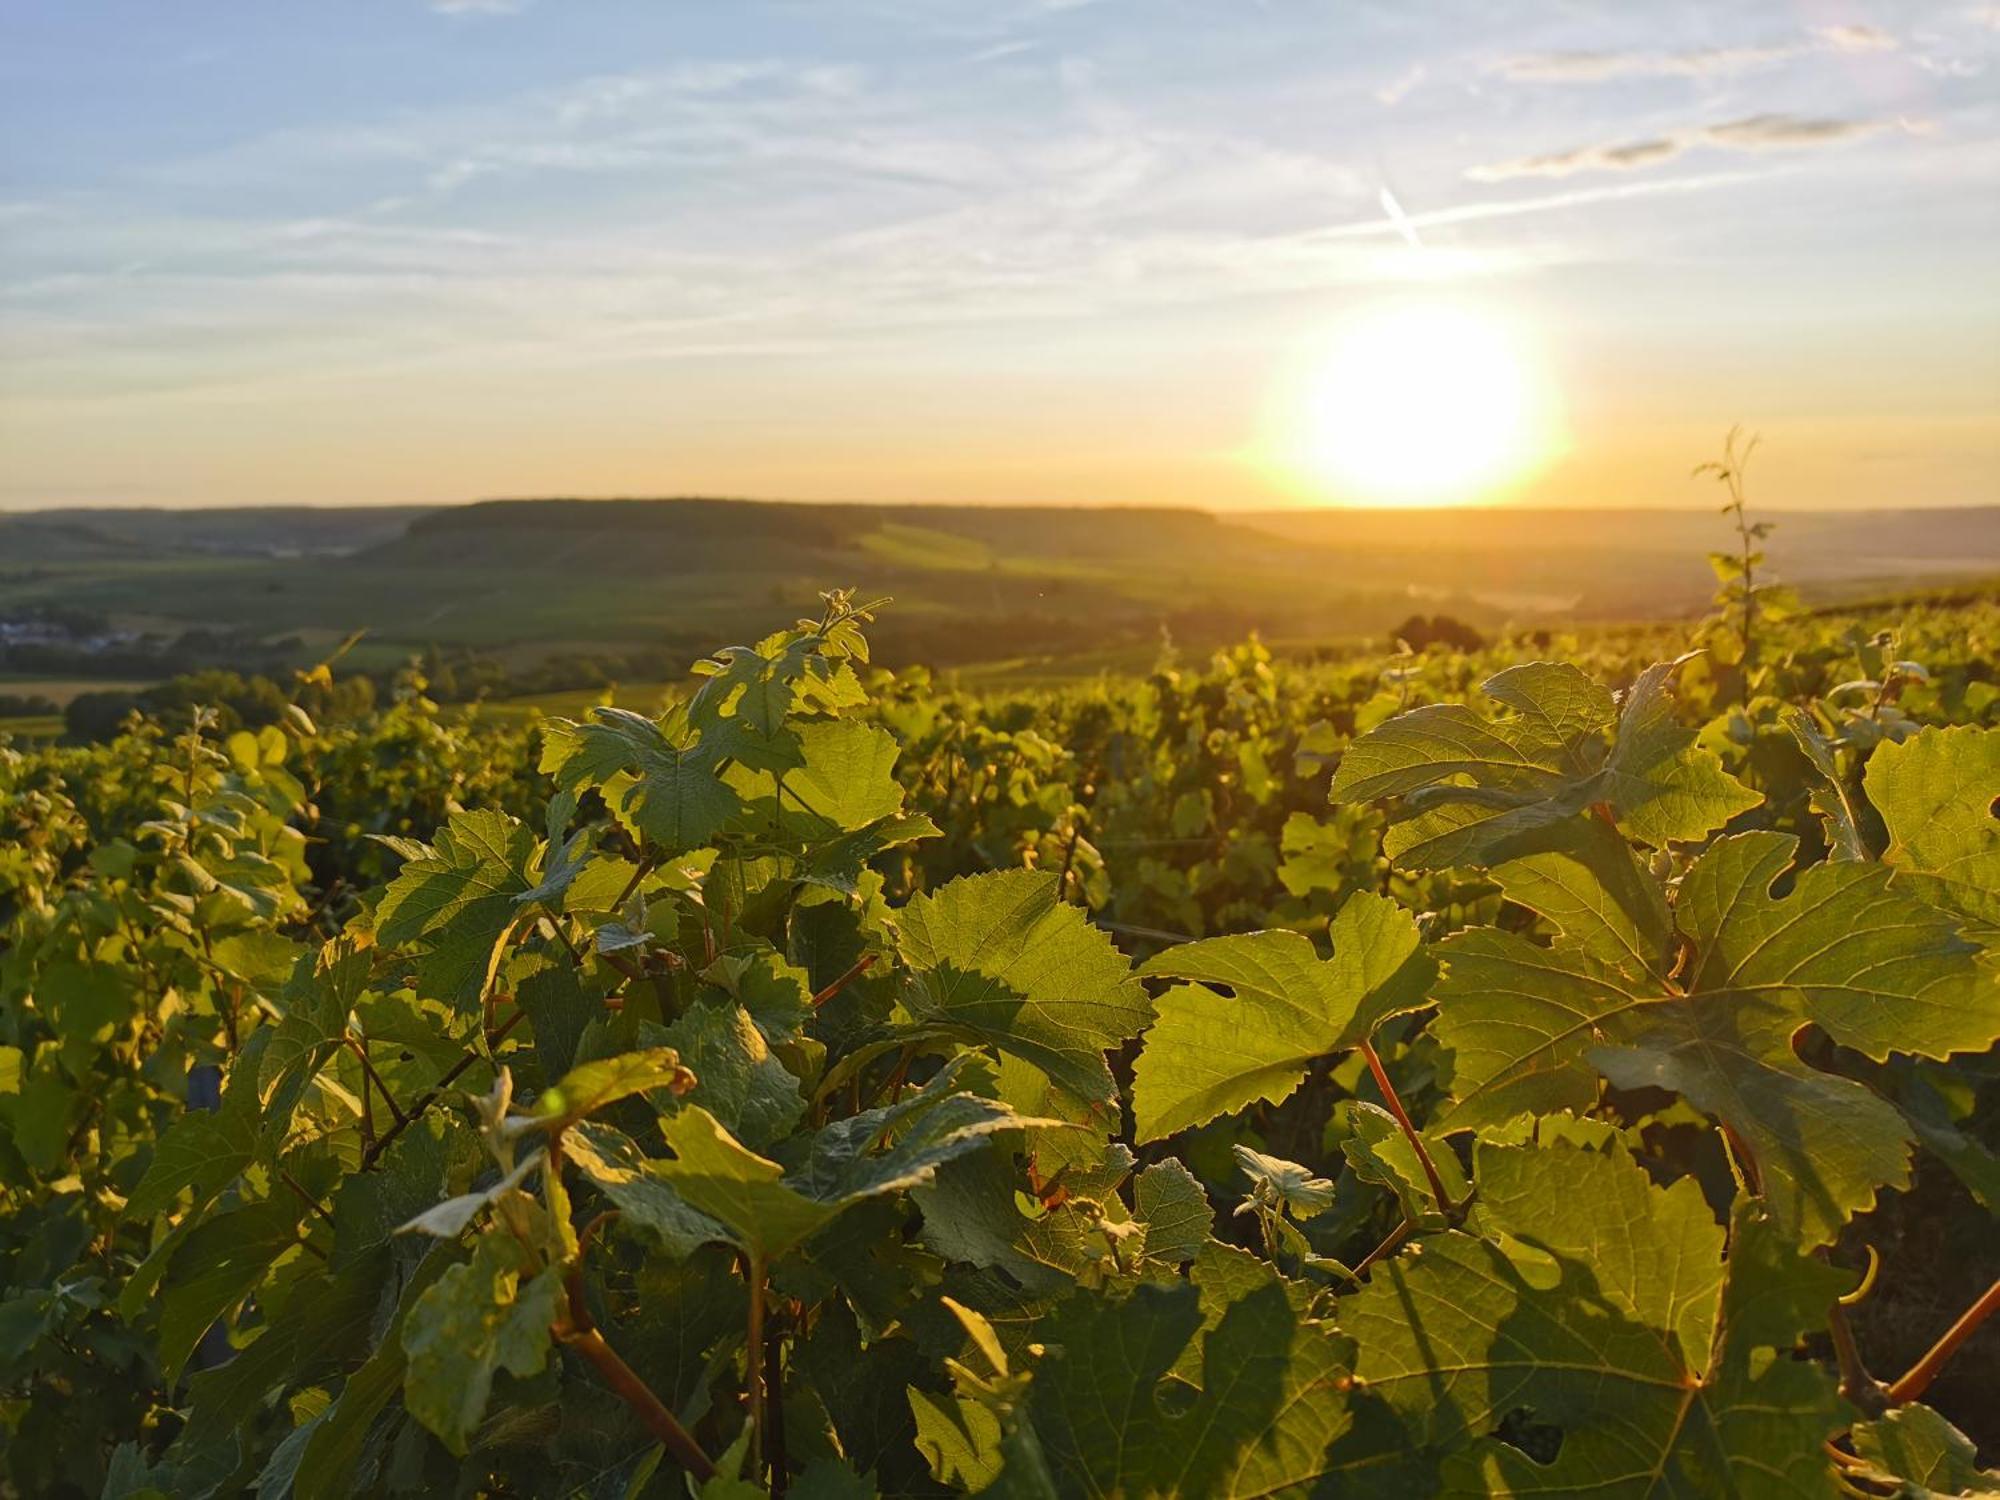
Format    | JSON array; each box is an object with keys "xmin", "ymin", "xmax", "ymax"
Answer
[{"xmin": 0, "ymin": 675, "xmax": 156, "ymax": 705}]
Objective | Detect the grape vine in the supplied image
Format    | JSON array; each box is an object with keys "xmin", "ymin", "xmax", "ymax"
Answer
[{"xmin": 1, "ymin": 587, "xmax": 1996, "ymax": 1497}]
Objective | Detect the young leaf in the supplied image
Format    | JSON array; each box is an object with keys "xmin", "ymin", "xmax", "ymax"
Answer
[
  {"xmin": 1233, "ymin": 1145, "xmax": 1336, "ymax": 1220},
  {"xmin": 659, "ymin": 1001, "xmax": 805, "ymax": 1152},
  {"xmin": 1850, "ymin": 1404, "xmax": 2000, "ymax": 1495},
  {"xmin": 1132, "ymin": 1158, "xmax": 1213, "ymax": 1266},
  {"xmin": 1131, "ymin": 890, "xmax": 1434, "ymax": 1140},
  {"xmin": 1865, "ymin": 724, "xmax": 2000, "ymax": 936},
  {"xmin": 534, "ymin": 1045, "xmax": 692, "ymax": 1129},
  {"xmin": 399, "ymin": 1233, "xmax": 560, "ymax": 1456},
  {"xmin": 373, "ymin": 809, "xmax": 536, "ymax": 1009},
  {"xmin": 895, "ymin": 869, "xmax": 1149, "ymax": 1117},
  {"xmin": 542, "ymin": 707, "xmax": 741, "ymax": 856},
  {"xmin": 1786, "ymin": 708, "xmax": 1869, "ymax": 861},
  {"xmin": 570, "ymin": 1060, "xmax": 1044, "ymax": 1262},
  {"xmin": 1331, "ymin": 658, "xmax": 1756, "ymax": 870}
]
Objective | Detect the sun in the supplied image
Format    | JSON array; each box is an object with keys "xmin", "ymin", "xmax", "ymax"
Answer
[{"xmin": 1277, "ymin": 301, "xmax": 1557, "ymax": 508}]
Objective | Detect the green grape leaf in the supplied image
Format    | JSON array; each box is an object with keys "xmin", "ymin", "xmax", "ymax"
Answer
[
  {"xmin": 157, "ymin": 1195, "xmax": 307, "ymax": 1383},
  {"xmin": 1786, "ymin": 708, "xmax": 1869, "ymax": 861},
  {"xmin": 1599, "ymin": 656, "xmax": 1766, "ymax": 848},
  {"xmin": 895, "ymin": 869, "xmax": 1148, "ymax": 1117},
  {"xmin": 1434, "ymin": 830, "xmax": 1978, "ymax": 1244},
  {"xmin": 1866, "ymin": 724, "xmax": 2000, "ymax": 935},
  {"xmin": 184, "ymin": 1261, "xmax": 383, "ymax": 1440},
  {"xmin": 35, "ymin": 959, "xmax": 130, "ymax": 1044},
  {"xmin": 373, "ymin": 809, "xmax": 535, "ymax": 1009},
  {"xmin": 909, "ymin": 1387, "xmax": 1004, "ymax": 1491},
  {"xmin": 1590, "ymin": 994, "xmax": 1914, "ymax": 1249},
  {"xmin": 535, "ymin": 1045, "xmax": 690, "ymax": 1129},
  {"xmin": 259, "ymin": 940, "xmax": 373, "ymax": 1124},
  {"xmin": 1851, "ymin": 1404, "xmax": 2000, "ymax": 1496},
  {"xmin": 1674, "ymin": 829, "xmax": 1997, "ymax": 1064},
  {"xmin": 989, "ymin": 1260, "xmax": 1355, "ymax": 1497},
  {"xmin": 400, "ymin": 1232, "xmax": 560, "ymax": 1456},
  {"xmin": 209, "ymin": 930, "xmax": 309, "ymax": 990},
  {"xmin": 127, "ymin": 1100, "xmax": 259, "ymax": 1222},
  {"xmin": 541, "ymin": 708, "xmax": 741, "ymax": 855},
  {"xmin": 1346, "ymin": 1139, "xmax": 1847, "ymax": 1495},
  {"xmin": 1132, "ymin": 1158, "xmax": 1212, "ymax": 1266},
  {"xmin": 292, "ymin": 1252, "xmax": 449, "ymax": 1500},
  {"xmin": 686, "ymin": 640, "xmax": 814, "ymax": 773},
  {"xmin": 571, "ymin": 1058, "xmax": 1043, "ymax": 1262},
  {"xmin": 1331, "ymin": 658, "xmax": 1756, "ymax": 870},
  {"xmin": 1131, "ymin": 891, "xmax": 1434, "ymax": 1140},
  {"xmin": 1336, "ymin": 1100, "xmax": 1468, "ymax": 1222},
  {"xmin": 1487, "ymin": 814, "xmax": 1672, "ymax": 973},
  {"xmin": 1428, "ymin": 923, "xmax": 1646, "ymax": 1132},
  {"xmin": 913, "ymin": 1140, "xmax": 1138, "ymax": 1295},
  {"xmin": 331, "ymin": 1115, "xmax": 470, "ymax": 1269},
  {"xmin": 702, "ymin": 947, "xmax": 815, "ymax": 1043},
  {"xmin": 727, "ymin": 719, "xmax": 908, "ymax": 834},
  {"xmin": 660, "ymin": 1001, "xmax": 805, "ymax": 1152}
]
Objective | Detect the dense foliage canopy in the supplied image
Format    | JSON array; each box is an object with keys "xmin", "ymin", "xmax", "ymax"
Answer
[{"xmin": 2, "ymin": 587, "xmax": 1996, "ymax": 1498}]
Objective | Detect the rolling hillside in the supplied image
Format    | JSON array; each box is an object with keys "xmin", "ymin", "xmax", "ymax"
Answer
[{"xmin": 4, "ymin": 498, "xmax": 1997, "ymax": 679}]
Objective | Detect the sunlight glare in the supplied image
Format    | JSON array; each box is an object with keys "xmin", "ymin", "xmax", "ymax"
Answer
[{"xmin": 1281, "ymin": 302, "xmax": 1556, "ymax": 508}]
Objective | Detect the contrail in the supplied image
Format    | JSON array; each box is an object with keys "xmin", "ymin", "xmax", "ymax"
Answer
[{"xmin": 1378, "ymin": 185, "xmax": 1423, "ymax": 249}]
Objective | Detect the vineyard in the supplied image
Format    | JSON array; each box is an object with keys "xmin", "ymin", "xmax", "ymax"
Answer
[{"xmin": 2, "ymin": 578, "xmax": 1997, "ymax": 1498}]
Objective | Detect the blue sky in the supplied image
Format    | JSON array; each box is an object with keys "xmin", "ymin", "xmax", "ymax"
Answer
[{"xmin": 2, "ymin": 0, "xmax": 1995, "ymax": 509}]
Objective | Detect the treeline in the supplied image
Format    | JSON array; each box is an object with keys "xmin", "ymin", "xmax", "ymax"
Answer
[{"xmin": 56, "ymin": 643, "xmax": 685, "ymax": 742}]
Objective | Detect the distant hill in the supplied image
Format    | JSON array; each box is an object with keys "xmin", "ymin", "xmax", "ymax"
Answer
[
  {"xmin": 3, "ymin": 497, "xmax": 1996, "ymax": 679},
  {"xmin": 373, "ymin": 497, "xmax": 1270, "ymax": 577},
  {"xmin": 3, "ymin": 506, "xmax": 433, "ymax": 560},
  {"xmin": 1234, "ymin": 506, "xmax": 2000, "ymax": 616},
  {"xmin": 0, "ymin": 517, "xmax": 153, "ymax": 564}
]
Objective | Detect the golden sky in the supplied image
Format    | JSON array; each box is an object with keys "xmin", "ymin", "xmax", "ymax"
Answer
[{"xmin": 3, "ymin": 2, "xmax": 1996, "ymax": 511}]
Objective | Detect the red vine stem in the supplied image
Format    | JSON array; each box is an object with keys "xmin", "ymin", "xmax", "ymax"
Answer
[
  {"xmin": 1358, "ymin": 1040, "xmax": 1453, "ymax": 1216},
  {"xmin": 359, "ymin": 1009, "xmax": 525, "ymax": 1170},
  {"xmin": 1887, "ymin": 1277, "xmax": 2000, "ymax": 1406},
  {"xmin": 809, "ymin": 953, "xmax": 876, "ymax": 1009},
  {"xmin": 555, "ymin": 1260, "xmax": 717, "ymax": 1480},
  {"xmin": 1350, "ymin": 1216, "xmax": 1415, "ymax": 1281},
  {"xmin": 347, "ymin": 1038, "xmax": 407, "ymax": 1125},
  {"xmin": 744, "ymin": 1250, "xmax": 769, "ymax": 1481}
]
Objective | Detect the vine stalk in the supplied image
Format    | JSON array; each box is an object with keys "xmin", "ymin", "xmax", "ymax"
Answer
[
  {"xmin": 1358, "ymin": 1039, "xmax": 1454, "ymax": 1217},
  {"xmin": 1886, "ymin": 1276, "xmax": 2000, "ymax": 1406}
]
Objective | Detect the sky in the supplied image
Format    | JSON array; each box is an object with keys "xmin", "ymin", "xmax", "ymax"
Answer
[{"xmin": 1, "ymin": 0, "xmax": 1996, "ymax": 512}]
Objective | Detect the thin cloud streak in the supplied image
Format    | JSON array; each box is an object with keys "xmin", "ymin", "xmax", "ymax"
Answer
[
  {"xmin": 1494, "ymin": 23, "xmax": 1899, "ymax": 82},
  {"xmin": 1468, "ymin": 115, "xmax": 1917, "ymax": 181},
  {"xmin": 1495, "ymin": 45, "xmax": 1793, "ymax": 81}
]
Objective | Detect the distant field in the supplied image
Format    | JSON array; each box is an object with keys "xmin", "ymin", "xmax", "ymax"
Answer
[
  {"xmin": 478, "ymin": 679, "xmax": 682, "ymax": 723},
  {"xmin": 0, "ymin": 676, "xmax": 154, "ymax": 706},
  {"xmin": 4, "ymin": 500, "xmax": 1996, "ymax": 690},
  {"xmin": 0, "ymin": 715, "xmax": 62, "ymax": 741}
]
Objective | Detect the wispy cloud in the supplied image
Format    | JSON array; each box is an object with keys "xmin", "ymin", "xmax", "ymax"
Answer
[
  {"xmin": 1494, "ymin": 45, "xmax": 1792, "ymax": 82},
  {"xmin": 1703, "ymin": 114, "xmax": 1902, "ymax": 149},
  {"xmin": 1468, "ymin": 114, "xmax": 1917, "ymax": 181},
  {"xmin": 1374, "ymin": 62, "xmax": 1427, "ymax": 106},
  {"xmin": 1494, "ymin": 24, "xmax": 1900, "ymax": 83},
  {"xmin": 1816, "ymin": 24, "xmax": 1897, "ymax": 53},
  {"xmin": 430, "ymin": 0, "xmax": 526, "ymax": 14}
]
